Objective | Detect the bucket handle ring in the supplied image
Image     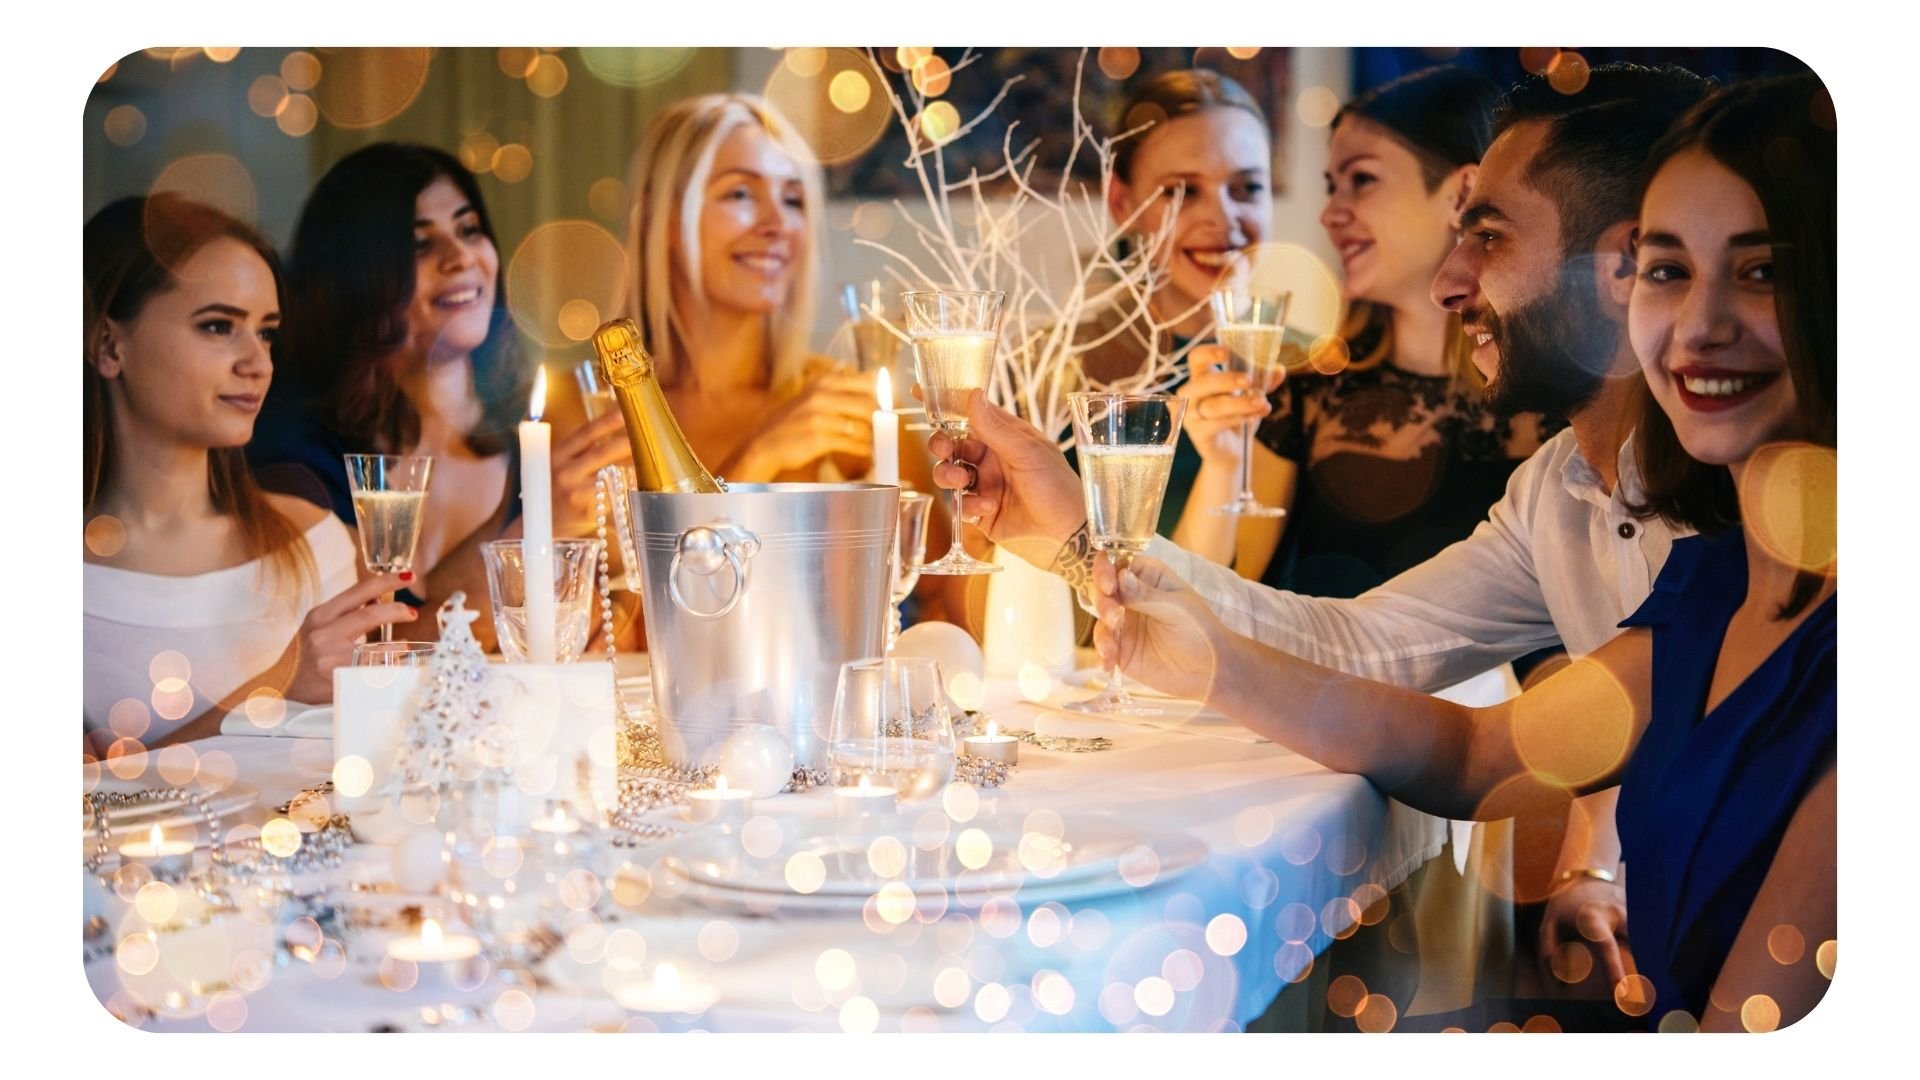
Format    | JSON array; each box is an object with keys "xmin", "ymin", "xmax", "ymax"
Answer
[{"xmin": 668, "ymin": 522, "xmax": 759, "ymax": 619}]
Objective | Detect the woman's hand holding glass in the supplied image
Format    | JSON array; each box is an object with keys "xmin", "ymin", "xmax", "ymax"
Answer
[
  {"xmin": 280, "ymin": 572, "xmax": 419, "ymax": 703},
  {"xmin": 1088, "ymin": 554, "xmax": 1226, "ymax": 705},
  {"xmin": 551, "ymin": 410, "xmax": 633, "ymax": 538},
  {"xmin": 731, "ymin": 364, "xmax": 876, "ymax": 480},
  {"xmin": 1178, "ymin": 344, "xmax": 1280, "ymax": 467}
]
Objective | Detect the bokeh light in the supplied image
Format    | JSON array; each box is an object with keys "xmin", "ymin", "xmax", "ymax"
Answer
[
  {"xmin": 98, "ymin": 61, "xmax": 119, "ymax": 84},
  {"xmin": 910, "ymin": 55, "xmax": 952, "ymax": 97},
  {"xmin": 1226, "ymin": 47, "xmax": 1262, "ymax": 60},
  {"xmin": 1355, "ymin": 994, "xmax": 1398, "ymax": 1033},
  {"xmin": 311, "ymin": 47, "xmax": 432, "ymax": 128},
  {"xmin": 276, "ymin": 94, "xmax": 318, "ymax": 137},
  {"xmin": 1033, "ymin": 970, "xmax": 1075, "ymax": 1015},
  {"xmin": 1205, "ymin": 913, "xmax": 1247, "ymax": 957},
  {"xmin": 103, "ymin": 106, "xmax": 146, "ymax": 147},
  {"xmin": 1278, "ymin": 824, "xmax": 1321, "ymax": 866},
  {"xmin": 741, "ymin": 814, "xmax": 783, "ymax": 858},
  {"xmin": 1742, "ymin": 442, "xmax": 1838, "ymax": 572},
  {"xmin": 1327, "ymin": 974, "xmax": 1367, "ymax": 1018},
  {"xmin": 107, "ymin": 697, "xmax": 151, "ymax": 740},
  {"xmin": 1097, "ymin": 47, "xmax": 1141, "ymax": 82},
  {"xmin": 498, "ymin": 48, "xmax": 539, "ymax": 79},
  {"xmin": 786, "ymin": 851, "xmax": 827, "ymax": 893},
  {"xmin": 243, "ymin": 686, "xmax": 285, "ymax": 729},
  {"xmin": 1162, "ymin": 948, "xmax": 1205, "ymax": 991},
  {"xmin": 492, "ymin": 143, "xmax": 534, "ymax": 183},
  {"xmin": 1521, "ymin": 1013, "xmax": 1562, "ymax": 1033},
  {"xmin": 260, "ymin": 817, "xmax": 302, "ymax": 858},
  {"xmin": 975, "ymin": 981, "xmax": 1012, "ymax": 1023},
  {"xmin": 1613, "ymin": 974, "xmax": 1656, "ymax": 1017},
  {"xmin": 1308, "ymin": 333, "xmax": 1351, "ymax": 375},
  {"xmin": 1658, "ymin": 1009, "xmax": 1699, "ymax": 1033},
  {"xmin": 1550, "ymin": 941, "xmax": 1594, "ymax": 984},
  {"xmin": 1548, "ymin": 51, "xmax": 1592, "ymax": 95},
  {"xmin": 494, "ymin": 989, "xmax": 535, "ymax": 1031},
  {"xmin": 505, "ymin": 219, "xmax": 626, "ymax": 347},
  {"xmin": 1740, "ymin": 994, "xmax": 1781, "ymax": 1033},
  {"xmin": 919, "ymin": 101, "xmax": 961, "ymax": 145},
  {"xmin": 588, "ymin": 176, "xmax": 627, "ymax": 223},
  {"xmin": 155, "ymin": 744, "xmax": 198, "ymax": 786},
  {"xmin": 527, "ymin": 54, "xmax": 569, "ymax": 98},
  {"xmin": 1232, "ymin": 806, "xmax": 1274, "ymax": 848},
  {"xmin": 1816, "ymin": 940, "xmax": 1836, "ymax": 979},
  {"xmin": 934, "ymin": 966, "xmax": 970, "ymax": 1008},
  {"xmin": 577, "ymin": 48, "xmax": 695, "ymax": 88},
  {"xmin": 151, "ymin": 153, "xmax": 258, "ymax": 229},
  {"xmin": 106, "ymin": 737, "xmax": 147, "ymax": 780},
  {"xmin": 246, "ymin": 75, "xmax": 288, "ymax": 119},
  {"xmin": 85, "ymin": 514, "xmax": 127, "ymax": 557},
  {"xmin": 1768, "ymin": 924, "xmax": 1806, "ymax": 966},
  {"xmin": 698, "ymin": 920, "xmax": 739, "ymax": 962},
  {"xmin": 840, "ymin": 995, "xmax": 879, "ymax": 1033},
  {"xmin": 830, "ymin": 70, "xmax": 873, "ymax": 113},
  {"xmin": 943, "ymin": 782, "xmax": 979, "ymax": 823},
  {"xmin": 134, "ymin": 881, "xmax": 178, "ymax": 923},
  {"xmin": 459, "ymin": 130, "xmax": 501, "ymax": 175},
  {"xmin": 1296, "ymin": 86, "xmax": 1341, "ymax": 129},
  {"xmin": 280, "ymin": 51, "xmax": 321, "ymax": 92},
  {"xmin": 1472, "ymin": 774, "xmax": 1577, "ymax": 903},
  {"xmin": 331, "ymin": 754, "xmax": 373, "ymax": 798}
]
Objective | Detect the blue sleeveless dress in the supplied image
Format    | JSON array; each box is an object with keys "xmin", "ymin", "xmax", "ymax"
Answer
[{"xmin": 1614, "ymin": 527, "xmax": 1836, "ymax": 1022}]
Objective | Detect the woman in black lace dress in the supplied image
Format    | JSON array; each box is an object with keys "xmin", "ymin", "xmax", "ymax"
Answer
[{"xmin": 1180, "ymin": 67, "xmax": 1557, "ymax": 595}]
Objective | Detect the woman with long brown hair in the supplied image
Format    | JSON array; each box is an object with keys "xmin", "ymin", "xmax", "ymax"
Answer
[{"xmin": 84, "ymin": 194, "xmax": 409, "ymax": 754}]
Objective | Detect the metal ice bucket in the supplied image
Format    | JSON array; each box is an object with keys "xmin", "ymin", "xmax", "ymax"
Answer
[{"xmin": 630, "ymin": 483, "xmax": 898, "ymax": 770}]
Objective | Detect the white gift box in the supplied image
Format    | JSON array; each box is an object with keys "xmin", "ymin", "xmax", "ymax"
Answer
[{"xmin": 332, "ymin": 661, "xmax": 620, "ymax": 833}]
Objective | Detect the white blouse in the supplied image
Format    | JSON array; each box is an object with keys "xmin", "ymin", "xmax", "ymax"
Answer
[{"xmin": 84, "ymin": 516, "xmax": 360, "ymax": 744}]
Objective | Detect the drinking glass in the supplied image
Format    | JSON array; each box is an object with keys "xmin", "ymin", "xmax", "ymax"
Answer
[
  {"xmin": 828, "ymin": 657, "xmax": 957, "ymax": 803},
  {"xmin": 343, "ymin": 454, "xmax": 433, "ymax": 641},
  {"xmin": 1062, "ymin": 392, "xmax": 1187, "ymax": 716},
  {"xmin": 352, "ymin": 641, "xmax": 437, "ymax": 667},
  {"xmin": 574, "ymin": 358, "xmax": 618, "ymax": 421},
  {"xmin": 887, "ymin": 491, "xmax": 934, "ymax": 652},
  {"xmin": 1208, "ymin": 285, "xmax": 1293, "ymax": 518},
  {"xmin": 480, "ymin": 539, "xmax": 606, "ymax": 663},
  {"xmin": 904, "ymin": 289, "xmax": 1005, "ymax": 575}
]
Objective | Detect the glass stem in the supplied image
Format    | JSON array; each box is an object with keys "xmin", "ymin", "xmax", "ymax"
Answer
[
  {"xmin": 1237, "ymin": 421, "xmax": 1256, "ymax": 504},
  {"xmin": 947, "ymin": 444, "xmax": 969, "ymax": 559},
  {"xmin": 1105, "ymin": 549, "xmax": 1132, "ymax": 701},
  {"xmin": 380, "ymin": 590, "xmax": 395, "ymax": 643}
]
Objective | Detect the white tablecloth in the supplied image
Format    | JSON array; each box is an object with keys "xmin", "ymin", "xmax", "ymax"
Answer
[{"xmin": 86, "ymin": 666, "xmax": 1445, "ymax": 1032}]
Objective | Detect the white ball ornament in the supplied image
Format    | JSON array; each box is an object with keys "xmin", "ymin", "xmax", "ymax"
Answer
[
  {"xmin": 717, "ymin": 724, "xmax": 795, "ymax": 798},
  {"xmin": 891, "ymin": 621, "xmax": 986, "ymax": 712}
]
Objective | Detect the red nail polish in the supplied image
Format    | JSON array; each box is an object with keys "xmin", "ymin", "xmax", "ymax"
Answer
[
  {"xmin": 399, "ymin": 571, "xmax": 414, "ymax": 582},
  {"xmin": 407, "ymin": 606, "xmax": 418, "ymax": 618}
]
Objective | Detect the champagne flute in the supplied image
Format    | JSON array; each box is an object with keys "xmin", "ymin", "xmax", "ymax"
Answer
[
  {"xmin": 844, "ymin": 282, "xmax": 929, "ymax": 432},
  {"xmin": 904, "ymin": 289, "xmax": 1005, "ymax": 576},
  {"xmin": 1061, "ymin": 393, "xmax": 1187, "ymax": 715},
  {"xmin": 828, "ymin": 656, "xmax": 956, "ymax": 802},
  {"xmin": 574, "ymin": 358, "xmax": 618, "ymax": 421},
  {"xmin": 887, "ymin": 491, "xmax": 934, "ymax": 652},
  {"xmin": 1208, "ymin": 284, "xmax": 1293, "ymax": 518},
  {"xmin": 343, "ymin": 454, "xmax": 433, "ymax": 642}
]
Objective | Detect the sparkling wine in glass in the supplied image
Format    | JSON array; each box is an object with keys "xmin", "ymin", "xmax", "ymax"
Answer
[
  {"xmin": 574, "ymin": 358, "xmax": 618, "ymax": 421},
  {"xmin": 1209, "ymin": 286, "xmax": 1293, "ymax": 518},
  {"xmin": 480, "ymin": 539, "xmax": 605, "ymax": 663},
  {"xmin": 828, "ymin": 656, "xmax": 957, "ymax": 802},
  {"xmin": 343, "ymin": 454, "xmax": 433, "ymax": 642},
  {"xmin": 887, "ymin": 491, "xmax": 933, "ymax": 652},
  {"xmin": 1062, "ymin": 393, "xmax": 1187, "ymax": 716},
  {"xmin": 904, "ymin": 290, "xmax": 1005, "ymax": 576}
]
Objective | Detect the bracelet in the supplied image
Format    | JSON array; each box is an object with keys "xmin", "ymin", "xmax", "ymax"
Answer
[{"xmin": 1555, "ymin": 866, "xmax": 1618, "ymax": 885}]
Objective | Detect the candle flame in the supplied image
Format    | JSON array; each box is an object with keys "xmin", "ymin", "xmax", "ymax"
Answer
[
  {"xmin": 529, "ymin": 365, "xmax": 547, "ymax": 422},
  {"xmin": 986, "ymin": 720, "xmax": 998, "ymax": 739},
  {"xmin": 876, "ymin": 367, "xmax": 893, "ymax": 410},
  {"xmin": 858, "ymin": 775, "xmax": 871, "ymax": 794},
  {"xmin": 714, "ymin": 775, "xmax": 728, "ymax": 795},
  {"xmin": 655, "ymin": 963, "xmax": 681, "ymax": 993},
  {"xmin": 148, "ymin": 824, "xmax": 164, "ymax": 849},
  {"xmin": 421, "ymin": 918, "xmax": 443, "ymax": 948}
]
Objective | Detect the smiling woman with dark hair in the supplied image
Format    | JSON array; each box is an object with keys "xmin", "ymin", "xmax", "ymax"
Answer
[{"xmin": 248, "ymin": 143, "xmax": 630, "ymax": 645}]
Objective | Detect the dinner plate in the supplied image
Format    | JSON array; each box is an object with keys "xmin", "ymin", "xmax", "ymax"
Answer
[
  {"xmin": 660, "ymin": 816, "xmax": 1208, "ymax": 909},
  {"xmin": 81, "ymin": 777, "xmax": 259, "ymax": 838}
]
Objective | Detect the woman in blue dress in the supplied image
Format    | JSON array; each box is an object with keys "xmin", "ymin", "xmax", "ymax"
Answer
[{"xmin": 1089, "ymin": 74, "xmax": 1836, "ymax": 1030}]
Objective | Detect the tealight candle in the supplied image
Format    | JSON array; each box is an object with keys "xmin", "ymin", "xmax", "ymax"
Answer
[
  {"xmin": 684, "ymin": 776, "xmax": 753, "ymax": 825},
  {"xmin": 119, "ymin": 824, "xmax": 194, "ymax": 878},
  {"xmin": 963, "ymin": 719, "xmax": 1020, "ymax": 765},
  {"xmin": 529, "ymin": 803, "xmax": 581, "ymax": 834},
  {"xmin": 386, "ymin": 916, "xmax": 482, "ymax": 964},
  {"xmin": 834, "ymin": 775, "xmax": 899, "ymax": 820},
  {"xmin": 612, "ymin": 962, "xmax": 720, "ymax": 1015}
]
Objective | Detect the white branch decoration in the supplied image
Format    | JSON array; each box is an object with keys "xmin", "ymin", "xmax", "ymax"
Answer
[{"xmin": 855, "ymin": 48, "xmax": 1209, "ymax": 447}]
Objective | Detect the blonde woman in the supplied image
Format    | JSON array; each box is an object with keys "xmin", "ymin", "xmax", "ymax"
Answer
[{"xmin": 623, "ymin": 93, "xmax": 874, "ymax": 482}]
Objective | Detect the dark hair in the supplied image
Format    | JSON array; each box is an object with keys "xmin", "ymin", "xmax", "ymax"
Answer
[
  {"xmin": 1335, "ymin": 65, "xmax": 1500, "ymax": 190},
  {"xmin": 1627, "ymin": 74, "xmax": 1836, "ymax": 617},
  {"xmin": 1492, "ymin": 62, "xmax": 1716, "ymax": 257},
  {"xmin": 1112, "ymin": 68, "xmax": 1267, "ymax": 183},
  {"xmin": 84, "ymin": 193, "xmax": 312, "ymax": 587},
  {"xmin": 1330, "ymin": 66, "xmax": 1501, "ymax": 379},
  {"xmin": 280, "ymin": 142, "xmax": 527, "ymax": 456}
]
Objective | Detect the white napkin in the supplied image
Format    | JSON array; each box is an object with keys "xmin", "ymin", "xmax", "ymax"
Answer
[
  {"xmin": 1430, "ymin": 666, "xmax": 1523, "ymax": 875},
  {"xmin": 218, "ymin": 704, "xmax": 332, "ymax": 739}
]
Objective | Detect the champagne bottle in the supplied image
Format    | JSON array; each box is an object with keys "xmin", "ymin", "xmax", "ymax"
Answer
[{"xmin": 592, "ymin": 317, "xmax": 725, "ymax": 493}]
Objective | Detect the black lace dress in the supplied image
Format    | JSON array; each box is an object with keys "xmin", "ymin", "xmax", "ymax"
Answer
[{"xmin": 1255, "ymin": 363, "xmax": 1557, "ymax": 598}]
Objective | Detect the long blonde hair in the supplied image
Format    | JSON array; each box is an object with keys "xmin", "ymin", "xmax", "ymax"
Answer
[{"xmin": 623, "ymin": 94, "xmax": 822, "ymax": 392}]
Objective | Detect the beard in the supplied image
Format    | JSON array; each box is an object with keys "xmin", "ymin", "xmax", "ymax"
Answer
[{"xmin": 1474, "ymin": 258, "xmax": 1620, "ymax": 419}]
